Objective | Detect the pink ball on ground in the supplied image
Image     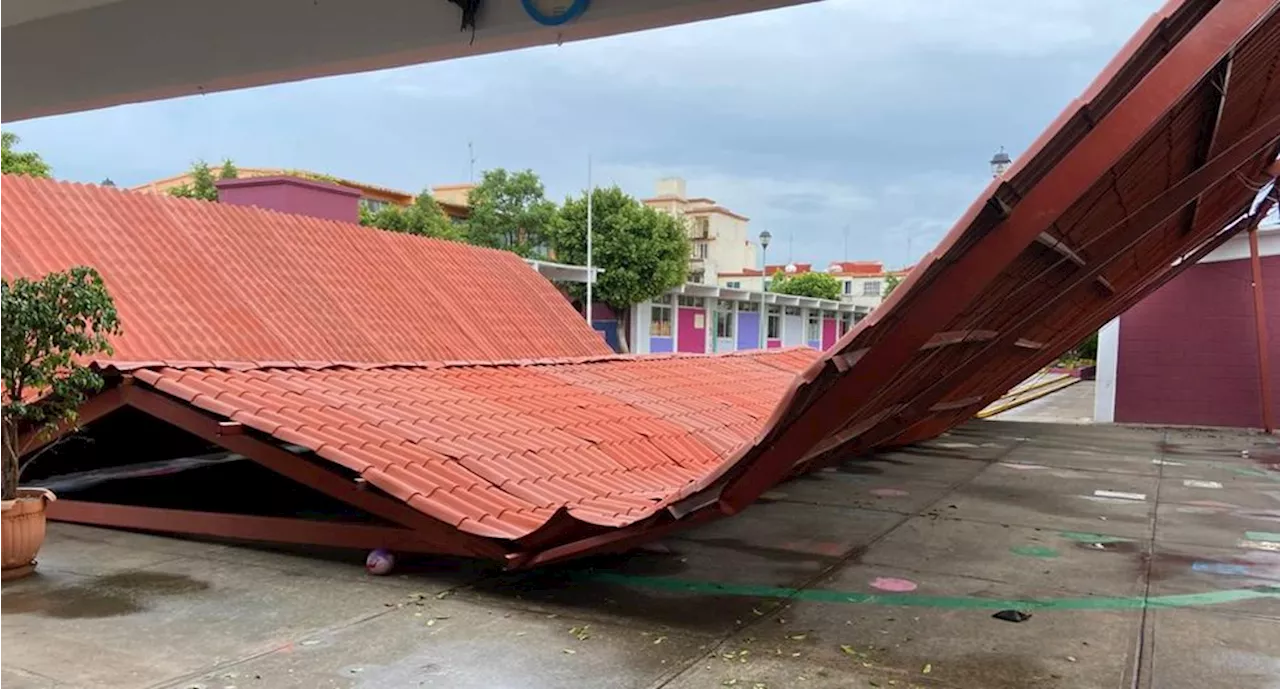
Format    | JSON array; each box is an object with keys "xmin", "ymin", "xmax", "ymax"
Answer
[{"xmin": 366, "ymin": 548, "xmax": 396, "ymax": 575}]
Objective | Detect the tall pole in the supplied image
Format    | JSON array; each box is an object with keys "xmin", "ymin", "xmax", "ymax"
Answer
[
  {"xmin": 760, "ymin": 244, "xmax": 768, "ymax": 349},
  {"xmin": 468, "ymin": 141, "xmax": 475, "ymax": 183},
  {"xmin": 585, "ymin": 155, "xmax": 593, "ymax": 324},
  {"xmin": 1247, "ymin": 187, "xmax": 1277, "ymax": 433}
]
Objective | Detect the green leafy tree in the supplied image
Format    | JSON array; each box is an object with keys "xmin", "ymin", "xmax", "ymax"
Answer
[
  {"xmin": 553, "ymin": 186, "xmax": 690, "ymax": 352},
  {"xmin": 360, "ymin": 190, "xmax": 462, "ymax": 240},
  {"xmin": 1064, "ymin": 331, "xmax": 1099, "ymax": 364},
  {"xmin": 465, "ymin": 169, "xmax": 559, "ymax": 257},
  {"xmin": 282, "ymin": 169, "xmax": 341, "ymax": 185},
  {"xmin": 769, "ymin": 270, "xmax": 841, "ymax": 301},
  {"xmin": 168, "ymin": 160, "xmax": 221, "ymax": 201},
  {"xmin": 218, "ymin": 159, "xmax": 239, "ymax": 181},
  {"xmin": 1, "ymin": 132, "xmax": 52, "ymax": 178},
  {"xmin": 883, "ymin": 273, "xmax": 903, "ymax": 299},
  {"xmin": 2, "ymin": 267, "xmax": 120, "ymax": 499}
]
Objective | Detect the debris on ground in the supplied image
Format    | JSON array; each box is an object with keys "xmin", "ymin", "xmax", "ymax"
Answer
[{"xmin": 992, "ymin": 609, "xmax": 1033, "ymax": 623}]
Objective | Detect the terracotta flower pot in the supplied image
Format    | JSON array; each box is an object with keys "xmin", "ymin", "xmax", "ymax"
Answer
[{"xmin": 2, "ymin": 487, "xmax": 56, "ymax": 580}]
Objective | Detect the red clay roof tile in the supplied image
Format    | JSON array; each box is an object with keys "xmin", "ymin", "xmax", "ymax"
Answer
[
  {"xmin": 121, "ymin": 351, "xmax": 811, "ymax": 538},
  {"xmin": 1, "ymin": 176, "xmax": 611, "ymax": 364}
]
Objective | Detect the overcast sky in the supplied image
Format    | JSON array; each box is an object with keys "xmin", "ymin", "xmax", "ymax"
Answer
[{"xmin": 7, "ymin": 0, "xmax": 1162, "ymax": 269}]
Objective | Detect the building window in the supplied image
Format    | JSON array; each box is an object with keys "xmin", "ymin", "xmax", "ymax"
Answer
[
  {"xmin": 843, "ymin": 280, "xmax": 852, "ymax": 295},
  {"xmin": 677, "ymin": 296, "xmax": 704, "ymax": 307},
  {"xmin": 739, "ymin": 301, "xmax": 760, "ymax": 313},
  {"xmin": 690, "ymin": 271, "xmax": 705, "ymax": 284},
  {"xmin": 691, "ymin": 242, "xmax": 708, "ymax": 259},
  {"xmin": 863, "ymin": 280, "xmax": 882, "ymax": 297},
  {"xmin": 784, "ymin": 306, "xmax": 801, "ymax": 316},
  {"xmin": 649, "ymin": 303, "xmax": 672, "ymax": 337},
  {"xmin": 361, "ymin": 198, "xmax": 389, "ymax": 213},
  {"xmin": 767, "ymin": 305, "xmax": 781, "ymax": 339},
  {"xmin": 726, "ymin": 281, "xmax": 741, "ymax": 289},
  {"xmin": 716, "ymin": 300, "xmax": 735, "ymax": 338},
  {"xmin": 806, "ymin": 312, "xmax": 820, "ymax": 341}
]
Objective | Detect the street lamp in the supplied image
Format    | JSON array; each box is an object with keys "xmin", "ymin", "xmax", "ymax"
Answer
[
  {"xmin": 990, "ymin": 147, "xmax": 1012, "ymax": 178},
  {"xmin": 759, "ymin": 230, "xmax": 772, "ymax": 349}
]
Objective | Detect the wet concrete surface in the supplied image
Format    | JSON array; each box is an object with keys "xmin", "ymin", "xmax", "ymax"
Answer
[{"xmin": 3, "ymin": 420, "xmax": 1278, "ymax": 688}]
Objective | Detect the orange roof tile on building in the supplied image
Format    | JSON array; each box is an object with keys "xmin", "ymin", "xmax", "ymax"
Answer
[{"xmin": 2, "ymin": 176, "xmax": 606, "ymax": 364}]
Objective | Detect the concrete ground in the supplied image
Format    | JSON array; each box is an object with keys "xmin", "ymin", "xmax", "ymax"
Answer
[
  {"xmin": 991, "ymin": 381, "xmax": 1097, "ymax": 424},
  {"xmin": 4, "ymin": 420, "xmax": 1279, "ymax": 689}
]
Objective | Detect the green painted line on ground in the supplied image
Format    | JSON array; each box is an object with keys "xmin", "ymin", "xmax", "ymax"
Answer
[
  {"xmin": 582, "ymin": 573, "xmax": 1280, "ymax": 611},
  {"xmin": 1244, "ymin": 531, "xmax": 1280, "ymax": 543},
  {"xmin": 1010, "ymin": 545, "xmax": 1060, "ymax": 558}
]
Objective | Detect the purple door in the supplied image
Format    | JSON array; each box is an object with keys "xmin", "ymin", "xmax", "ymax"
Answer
[
  {"xmin": 677, "ymin": 307, "xmax": 706, "ymax": 353},
  {"xmin": 822, "ymin": 317, "xmax": 838, "ymax": 350},
  {"xmin": 737, "ymin": 312, "xmax": 761, "ymax": 350}
]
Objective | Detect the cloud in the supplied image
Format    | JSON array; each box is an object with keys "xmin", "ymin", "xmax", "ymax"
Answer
[{"xmin": 6, "ymin": 0, "xmax": 1164, "ymax": 270}]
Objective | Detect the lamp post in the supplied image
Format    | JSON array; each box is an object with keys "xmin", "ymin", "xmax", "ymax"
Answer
[
  {"xmin": 585, "ymin": 154, "xmax": 593, "ymax": 324},
  {"xmin": 759, "ymin": 230, "xmax": 772, "ymax": 349},
  {"xmin": 990, "ymin": 147, "xmax": 1012, "ymax": 178}
]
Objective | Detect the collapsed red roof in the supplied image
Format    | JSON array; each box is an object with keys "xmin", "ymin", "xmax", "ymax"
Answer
[{"xmin": 4, "ymin": 0, "xmax": 1278, "ymax": 566}]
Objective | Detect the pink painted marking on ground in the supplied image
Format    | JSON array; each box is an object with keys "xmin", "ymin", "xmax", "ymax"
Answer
[
  {"xmin": 870, "ymin": 577, "xmax": 918, "ymax": 592},
  {"xmin": 871, "ymin": 488, "xmax": 909, "ymax": 498}
]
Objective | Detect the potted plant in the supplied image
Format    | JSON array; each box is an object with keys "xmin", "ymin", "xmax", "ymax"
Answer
[{"xmin": 2, "ymin": 266, "xmax": 119, "ymax": 579}]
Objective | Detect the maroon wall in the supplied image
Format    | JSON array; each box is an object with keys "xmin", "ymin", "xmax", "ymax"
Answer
[
  {"xmin": 1115, "ymin": 255, "xmax": 1278, "ymax": 428},
  {"xmin": 215, "ymin": 176, "xmax": 361, "ymax": 224}
]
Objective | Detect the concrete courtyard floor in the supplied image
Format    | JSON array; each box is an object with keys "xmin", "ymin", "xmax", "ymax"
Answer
[{"xmin": 4, "ymin": 420, "xmax": 1280, "ymax": 689}]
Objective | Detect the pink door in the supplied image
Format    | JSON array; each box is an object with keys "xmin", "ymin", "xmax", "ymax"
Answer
[
  {"xmin": 822, "ymin": 317, "xmax": 838, "ymax": 350},
  {"xmin": 677, "ymin": 307, "xmax": 706, "ymax": 353}
]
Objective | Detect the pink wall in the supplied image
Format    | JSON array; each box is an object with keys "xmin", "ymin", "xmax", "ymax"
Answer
[
  {"xmin": 821, "ymin": 317, "xmax": 838, "ymax": 350},
  {"xmin": 1115, "ymin": 255, "xmax": 1278, "ymax": 428},
  {"xmin": 677, "ymin": 307, "xmax": 706, "ymax": 353},
  {"xmin": 216, "ymin": 176, "xmax": 362, "ymax": 224}
]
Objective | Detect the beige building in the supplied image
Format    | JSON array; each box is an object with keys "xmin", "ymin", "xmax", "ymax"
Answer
[
  {"xmin": 643, "ymin": 178, "xmax": 758, "ymax": 284},
  {"xmin": 721, "ymin": 261, "xmax": 911, "ymax": 319},
  {"xmin": 825, "ymin": 261, "xmax": 910, "ymax": 314}
]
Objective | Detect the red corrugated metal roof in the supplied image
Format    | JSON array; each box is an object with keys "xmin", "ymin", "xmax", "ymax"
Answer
[
  {"xmin": 0, "ymin": 176, "xmax": 611, "ymax": 363},
  {"xmin": 708, "ymin": 0, "xmax": 1280, "ymax": 511}
]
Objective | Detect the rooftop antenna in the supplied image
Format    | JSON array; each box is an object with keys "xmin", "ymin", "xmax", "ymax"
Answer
[{"xmin": 468, "ymin": 141, "xmax": 476, "ymax": 183}]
